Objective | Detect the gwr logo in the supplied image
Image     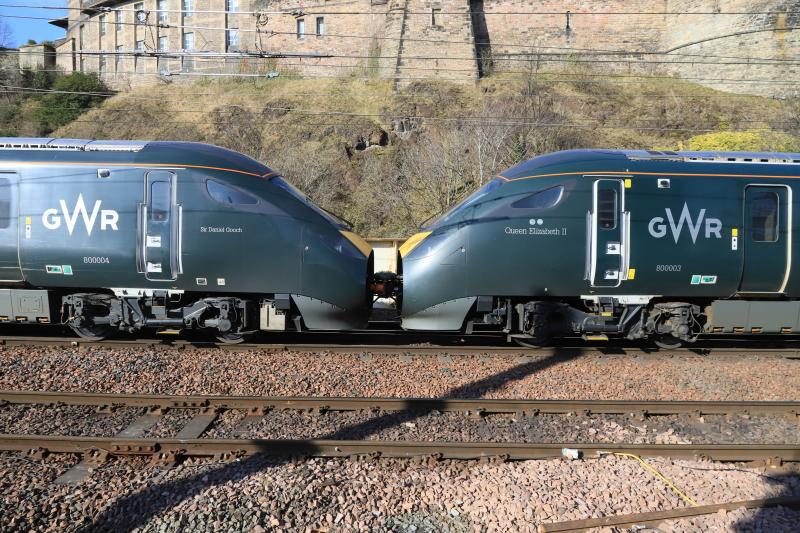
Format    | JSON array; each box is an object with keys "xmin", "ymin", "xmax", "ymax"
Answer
[
  {"xmin": 42, "ymin": 194, "xmax": 119, "ymax": 236},
  {"xmin": 648, "ymin": 203, "xmax": 722, "ymax": 244}
]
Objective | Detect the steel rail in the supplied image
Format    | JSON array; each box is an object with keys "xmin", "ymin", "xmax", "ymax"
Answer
[
  {"xmin": 2, "ymin": 390, "xmax": 799, "ymax": 417},
  {"xmin": 538, "ymin": 496, "xmax": 800, "ymax": 532},
  {"xmin": 2, "ymin": 434, "xmax": 799, "ymax": 462},
  {"xmin": 3, "ymin": 335, "xmax": 800, "ymax": 357}
]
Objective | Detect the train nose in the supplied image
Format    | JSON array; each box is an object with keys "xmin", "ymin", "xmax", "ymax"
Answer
[{"xmin": 339, "ymin": 230, "xmax": 373, "ymax": 258}]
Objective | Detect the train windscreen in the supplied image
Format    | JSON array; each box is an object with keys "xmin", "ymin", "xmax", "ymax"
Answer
[
  {"xmin": 271, "ymin": 176, "xmax": 350, "ymax": 228},
  {"xmin": 427, "ymin": 177, "xmax": 504, "ymax": 228}
]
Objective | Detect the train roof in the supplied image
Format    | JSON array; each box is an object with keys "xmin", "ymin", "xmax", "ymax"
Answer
[
  {"xmin": 0, "ymin": 138, "xmax": 273, "ymax": 178},
  {"xmin": 499, "ymin": 149, "xmax": 800, "ymax": 180}
]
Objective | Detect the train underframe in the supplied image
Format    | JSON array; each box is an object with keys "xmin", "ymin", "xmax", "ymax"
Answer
[
  {"xmin": 61, "ymin": 290, "xmax": 295, "ymax": 342},
  {"xmin": 470, "ymin": 296, "xmax": 709, "ymax": 348}
]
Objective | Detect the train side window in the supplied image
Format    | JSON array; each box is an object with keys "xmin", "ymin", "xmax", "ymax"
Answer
[
  {"xmin": 0, "ymin": 177, "xmax": 9, "ymax": 229},
  {"xmin": 150, "ymin": 181, "xmax": 170, "ymax": 222},
  {"xmin": 751, "ymin": 191, "xmax": 778, "ymax": 242},
  {"xmin": 597, "ymin": 188, "xmax": 617, "ymax": 229},
  {"xmin": 511, "ymin": 185, "xmax": 564, "ymax": 209},
  {"xmin": 206, "ymin": 179, "xmax": 258, "ymax": 205}
]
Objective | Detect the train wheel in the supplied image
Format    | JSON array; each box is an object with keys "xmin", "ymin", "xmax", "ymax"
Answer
[
  {"xmin": 70, "ymin": 323, "xmax": 112, "ymax": 341},
  {"xmin": 653, "ymin": 334, "xmax": 683, "ymax": 349},
  {"xmin": 215, "ymin": 332, "xmax": 252, "ymax": 344}
]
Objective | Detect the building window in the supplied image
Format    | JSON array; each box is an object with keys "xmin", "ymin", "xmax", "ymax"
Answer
[
  {"xmin": 99, "ymin": 14, "xmax": 107, "ymax": 36},
  {"xmin": 297, "ymin": 19, "xmax": 305, "ymax": 39},
  {"xmin": 431, "ymin": 8, "xmax": 441, "ymax": 26},
  {"xmin": 134, "ymin": 2, "xmax": 144, "ymax": 24},
  {"xmin": 226, "ymin": 29, "xmax": 239, "ymax": 51},
  {"xmin": 99, "ymin": 54, "xmax": 107, "ymax": 74},
  {"xmin": 79, "ymin": 25, "xmax": 85, "ymax": 71},
  {"xmin": 182, "ymin": 32, "xmax": 194, "ymax": 71},
  {"xmin": 183, "ymin": 0, "xmax": 193, "ymax": 18},
  {"xmin": 158, "ymin": 35, "xmax": 168, "ymax": 73},
  {"xmin": 158, "ymin": 0, "xmax": 168, "ymax": 22},
  {"xmin": 115, "ymin": 45, "xmax": 123, "ymax": 73},
  {"xmin": 115, "ymin": 10, "xmax": 122, "ymax": 32},
  {"xmin": 316, "ymin": 17, "xmax": 324, "ymax": 37},
  {"xmin": 135, "ymin": 39, "xmax": 144, "ymax": 73},
  {"xmin": 226, "ymin": 0, "xmax": 239, "ymax": 12}
]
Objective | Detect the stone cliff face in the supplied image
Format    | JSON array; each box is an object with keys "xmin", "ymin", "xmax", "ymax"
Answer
[{"xmin": 660, "ymin": 0, "xmax": 800, "ymax": 95}]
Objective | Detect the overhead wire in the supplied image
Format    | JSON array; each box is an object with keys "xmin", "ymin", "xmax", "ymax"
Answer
[
  {"xmin": 24, "ymin": 116, "xmax": 795, "ymax": 133},
  {"xmin": 1, "ymin": 2, "xmax": 795, "ymax": 15},
  {"xmin": 0, "ymin": 101, "xmax": 791, "ymax": 126},
  {"xmin": 3, "ymin": 75, "xmax": 790, "ymax": 99},
  {"xmin": 6, "ymin": 11, "xmax": 800, "ymax": 65},
  {"xmin": 0, "ymin": 96, "xmax": 791, "ymax": 133},
  {"xmin": 11, "ymin": 43, "xmax": 800, "ymax": 67}
]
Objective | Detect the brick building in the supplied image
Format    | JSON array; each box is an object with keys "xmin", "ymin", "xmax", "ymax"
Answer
[{"xmin": 49, "ymin": 0, "xmax": 800, "ymax": 95}]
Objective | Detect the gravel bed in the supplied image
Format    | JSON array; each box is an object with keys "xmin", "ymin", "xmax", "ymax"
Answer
[
  {"xmin": 1, "ymin": 346, "xmax": 798, "ymax": 400},
  {"xmin": 1, "ymin": 452, "xmax": 798, "ymax": 532},
  {"xmin": 0, "ymin": 404, "xmax": 143, "ymax": 437},
  {"xmin": 140, "ymin": 409, "xmax": 201, "ymax": 439}
]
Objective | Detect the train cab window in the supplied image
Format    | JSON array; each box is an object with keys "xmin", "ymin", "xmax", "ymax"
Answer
[
  {"xmin": 206, "ymin": 179, "xmax": 258, "ymax": 205},
  {"xmin": 0, "ymin": 177, "xmax": 9, "ymax": 229},
  {"xmin": 150, "ymin": 181, "xmax": 170, "ymax": 222},
  {"xmin": 751, "ymin": 191, "xmax": 778, "ymax": 242},
  {"xmin": 597, "ymin": 188, "xmax": 617, "ymax": 229},
  {"xmin": 511, "ymin": 185, "xmax": 564, "ymax": 209}
]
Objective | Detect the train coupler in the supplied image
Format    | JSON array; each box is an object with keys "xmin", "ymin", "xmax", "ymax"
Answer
[{"xmin": 369, "ymin": 271, "xmax": 401, "ymax": 299}]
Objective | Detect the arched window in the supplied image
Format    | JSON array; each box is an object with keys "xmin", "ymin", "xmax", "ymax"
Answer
[
  {"xmin": 206, "ymin": 180, "xmax": 258, "ymax": 205},
  {"xmin": 511, "ymin": 185, "xmax": 564, "ymax": 209}
]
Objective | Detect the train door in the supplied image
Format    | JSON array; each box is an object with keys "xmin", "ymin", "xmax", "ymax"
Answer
[
  {"xmin": 587, "ymin": 178, "xmax": 630, "ymax": 288},
  {"xmin": 0, "ymin": 172, "xmax": 22, "ymax": 281},
  {"xmin": 138, "ymin": 170, "xmax": 182, "ymax": 281},
  {"xmin": 739, "ymin": 185, "xmax": 790, "ymax": 293}
]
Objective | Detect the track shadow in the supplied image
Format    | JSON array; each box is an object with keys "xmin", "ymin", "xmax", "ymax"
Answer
[
  {"xmin": 731, "ymin": 472, "xmax": 800, "ymax": 532},
  {"xmin": 78, "ymin": 348, "xmax": 585, "ymax": 532}
]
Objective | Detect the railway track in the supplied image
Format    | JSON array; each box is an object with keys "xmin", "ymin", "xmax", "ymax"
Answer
[
  {"xmin": 4, "ymin": 334, "xmax": 800, "ymax": 358},
  {"xmin": 2, "ymin": 391, "xmax": 799, "ymax": 466}
]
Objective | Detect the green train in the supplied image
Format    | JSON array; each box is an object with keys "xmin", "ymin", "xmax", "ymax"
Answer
[
  {"xmin": 0, "ymin": 138, "xmax": 373, "ymax": 342},
  {"xmin": 398, "ymin": 149, "xmax": 800, "ymax": 347}
]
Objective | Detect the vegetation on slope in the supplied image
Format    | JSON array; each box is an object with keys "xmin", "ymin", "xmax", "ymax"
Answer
[
  {"xmin": 0, "ymin": 58, "xmax": 109, "ymax": 136},
  {"xmin": 45, "ymin": 71, "xmax": 800, "ymax": 237}
]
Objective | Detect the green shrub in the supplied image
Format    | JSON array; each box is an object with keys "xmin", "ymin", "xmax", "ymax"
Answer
[
  {"xmin": 685, "ymin": 131, "xmax": 800, "ymax": 152},
  {"xmin": 36, "ymin": 72, "xmax": 110, "ymax": 133}
]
